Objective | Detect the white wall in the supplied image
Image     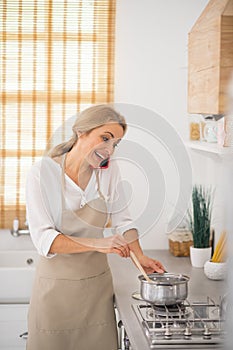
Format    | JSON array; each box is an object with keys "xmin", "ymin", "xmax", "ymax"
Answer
[
  {"xmin": 115, "ymin": 0, "xmax": 209, "ymax": 138},
  {"xmin": 114, "ymin": 0, "xmax": 210, "ymax": 249}
]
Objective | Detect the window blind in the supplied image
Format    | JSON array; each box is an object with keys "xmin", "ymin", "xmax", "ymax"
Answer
[{"xmin": 0, "ymin": 0, "xmax": 116, "ymax": 229}]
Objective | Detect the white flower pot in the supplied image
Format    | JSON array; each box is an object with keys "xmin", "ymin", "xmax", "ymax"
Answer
[
  {"xmin": 204, "ymin": 260, "xmax": 227, "ymax": 280},
  {"xmin": 190, "ymin": 246, "xmax": 212, "ymax": 268}
]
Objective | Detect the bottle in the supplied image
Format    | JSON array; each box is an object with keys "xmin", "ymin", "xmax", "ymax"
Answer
[
  {"xmin": 12, "ymin": 218, "xmax": 19, "ymax": 236},
  {"xmin": 189, "ymin": 115, "xmax": 201, "ymax": 141}
]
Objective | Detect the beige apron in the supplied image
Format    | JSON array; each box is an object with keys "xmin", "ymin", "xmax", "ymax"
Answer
[{"xmin": 27, "ymin": 154, "xmax": 118, "ymax": 350}]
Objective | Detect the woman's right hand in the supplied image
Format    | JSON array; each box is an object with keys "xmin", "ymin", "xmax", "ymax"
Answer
[
  {"xmin": 94, "ymin": 234, "xmax": 130, "ymax": 258},
  {"xmin": 56, "ymin": 234, "xmax": 130, "ymax": 257}
]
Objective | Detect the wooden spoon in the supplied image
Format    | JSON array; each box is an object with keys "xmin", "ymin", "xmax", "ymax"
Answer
[{"xmin": 130, "ymin": 251, "xmax": 153, "ymax": 283}]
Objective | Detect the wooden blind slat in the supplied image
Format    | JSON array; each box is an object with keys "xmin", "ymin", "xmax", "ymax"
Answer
[
  {"xmin": 62, "ymin": 0, "xmax": 67, "ymax": 139},
  {"xmin": 0, "ymin": 0, "xmax": 116, "ymax": 229},
  {"xmin": 46, "ymin": 0, "xmax": 53, "ymax": 146},
  {"xmin": 1, "ymin": 0, "xmax": 7, "ymax": 227},
  {"xmin": 16, "ymin": 0, "xmax": 23, "ymax": 219},
  {"xmin": 32, "ymin": 0, "xmax": 38, "ymax": 161},
  {"xmin": 76, "ymin": 0, "xmax": 82, "ymax": 111}
]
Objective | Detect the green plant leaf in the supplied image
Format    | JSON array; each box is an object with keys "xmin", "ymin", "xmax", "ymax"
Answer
[{"xmin": 187, "ymin": 184, "xmax": 214, "ymax": 248}]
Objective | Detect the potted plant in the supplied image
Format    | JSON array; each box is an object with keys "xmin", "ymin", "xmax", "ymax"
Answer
[{"xmin": 188, "ymin": 184, "xmax": 214, "ymax": 268}]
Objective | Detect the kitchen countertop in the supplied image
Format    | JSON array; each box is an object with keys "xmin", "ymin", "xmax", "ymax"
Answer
[{"xmin": 108, "ymin": 250, "xmax": 227, "ymax": 350}]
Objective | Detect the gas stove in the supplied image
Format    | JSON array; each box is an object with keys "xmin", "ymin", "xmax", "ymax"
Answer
[{"xmin": 132, "ymin": 297, "xmax": 226, "ymax": 348}]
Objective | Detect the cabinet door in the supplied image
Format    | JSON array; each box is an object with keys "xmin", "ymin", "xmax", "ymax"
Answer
[
  {"xmin": 0, "ymin": 304, "xmax": 29, "ymax": 349},
  {"xmin": 187, "ymin": 0, "xmax": 233, "ymax": 114}
]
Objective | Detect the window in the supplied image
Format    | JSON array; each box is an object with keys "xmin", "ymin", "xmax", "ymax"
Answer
[{"xmin": 0, "ymin": 0, "xmax": 116, "ymax": 228}]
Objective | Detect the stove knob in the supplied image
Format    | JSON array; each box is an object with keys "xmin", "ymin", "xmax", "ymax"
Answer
[
  {"xmin": 184, "ymin": 326, "xmax": 192, "ymax": 338},
  {"xmin": 164, "ymin": 327, "xmax": 172, "ymax": 339},
  {"xmin": 203, "ymin": 325, "xmax": 212, "ymax": 339}
]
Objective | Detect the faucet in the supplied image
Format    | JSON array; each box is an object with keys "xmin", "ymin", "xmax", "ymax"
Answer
[{"xmin": 11, "ymin": 218, "xmax": 30, "ymax": 237}]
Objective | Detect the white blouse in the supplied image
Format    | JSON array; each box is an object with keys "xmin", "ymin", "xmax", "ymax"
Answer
[{"xmin": 25, "ymin": 156, "xmax": 137, "ymax": 257}]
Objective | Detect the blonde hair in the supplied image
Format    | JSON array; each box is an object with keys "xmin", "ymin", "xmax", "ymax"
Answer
[{"xmin": 48, "ymin": 104, "xmax": 127, "ymax": 158}]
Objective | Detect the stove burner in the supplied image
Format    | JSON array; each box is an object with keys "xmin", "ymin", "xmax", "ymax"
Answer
[
  {"xmin": 153, "ymin": 303, "xmax": 185, "ymax": 313},
  {"xmin": 148, "ymin": 302, "xmax": 188, "ymax": 318}
]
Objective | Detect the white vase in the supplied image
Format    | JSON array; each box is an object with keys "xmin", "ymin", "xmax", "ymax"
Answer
[
  {"xmin": 204, "ymin": 260, "xmax": 227, "ymax": 280},
  {"xmin": 190, "ymin": 246, "xmax": 212, "ymax": 268}
]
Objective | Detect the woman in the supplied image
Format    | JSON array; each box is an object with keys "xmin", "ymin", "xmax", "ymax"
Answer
[{"xmin": 26, "ymin": 104, "xmax": 165, "ymax": 350}]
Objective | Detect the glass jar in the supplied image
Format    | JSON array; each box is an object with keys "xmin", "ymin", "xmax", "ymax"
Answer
[
  {"xmin": 189, "ymin": 115, "xmax": 201, "ymax": 141},
  {"xmin": 204, "ymin": 118, "xmax": 217, "ymax": 143}
]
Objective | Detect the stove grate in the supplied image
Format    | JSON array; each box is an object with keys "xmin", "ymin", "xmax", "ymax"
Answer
[{"xmin": 132, "ymin": 297, "xmax": 226, "ymax": 349}]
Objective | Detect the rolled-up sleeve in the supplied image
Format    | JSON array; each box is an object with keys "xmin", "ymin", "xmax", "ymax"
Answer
[{"xmin": 26, "ymin": 163, "xmax": 60, "ymax": 257}]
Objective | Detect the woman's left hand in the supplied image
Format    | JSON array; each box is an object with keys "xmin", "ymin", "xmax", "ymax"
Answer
[{"xmin": 137, "ymin": 254, "xmax": 165, "ymax": 274}]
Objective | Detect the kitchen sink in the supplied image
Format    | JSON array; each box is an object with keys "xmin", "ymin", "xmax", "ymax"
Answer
[{"xmin": 0, "ymin": 250, "xmax": 39, "ymax": 303}]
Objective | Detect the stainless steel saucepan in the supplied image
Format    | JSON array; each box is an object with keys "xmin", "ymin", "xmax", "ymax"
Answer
[{"xmin": 139, "ymin": 273, "xmax": 190, "ymax": 305}]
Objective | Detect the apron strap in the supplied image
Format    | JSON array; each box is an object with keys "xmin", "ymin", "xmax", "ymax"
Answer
[{"xmin": 61, "ymin": 153, "xmax": 106, "ymax": 209}]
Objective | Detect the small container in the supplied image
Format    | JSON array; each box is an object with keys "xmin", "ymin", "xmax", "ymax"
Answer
[
  {"xmin": 204, "ymin": 260, "xmax": 227, "ymax": 280},
  {"xmin": 203, "ymin": 117, "xmax": 217, "ymax": 143},
  {"xmin": 169, "ymin": 229, "xmax": 193, "ymax": 257},
  {"xmin": 13, "ymin": 218, "xmax": 19, "ymax": 232},
  {"xmin": 189, "ymin": 115, "xmax": 201, "ymax": 141}
]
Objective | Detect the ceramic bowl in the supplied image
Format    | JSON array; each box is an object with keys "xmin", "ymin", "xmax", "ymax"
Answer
[{"xmin": 204, "ymin": 260, "xmax": 227, "ymax": 280}]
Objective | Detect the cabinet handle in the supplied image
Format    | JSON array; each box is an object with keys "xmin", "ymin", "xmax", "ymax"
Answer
[{"xmin": 19, "ymin": 331, "xmax": 28, "ymax": 339}]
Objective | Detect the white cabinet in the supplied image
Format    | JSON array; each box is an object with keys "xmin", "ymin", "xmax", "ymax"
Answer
[
  {"xmin": 0, "ymin": 304, "xmax": 29, "ymax": 350},
  {"xmin": 188, "ymin": 0, "xmax": 233, "ymax": 114}
]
